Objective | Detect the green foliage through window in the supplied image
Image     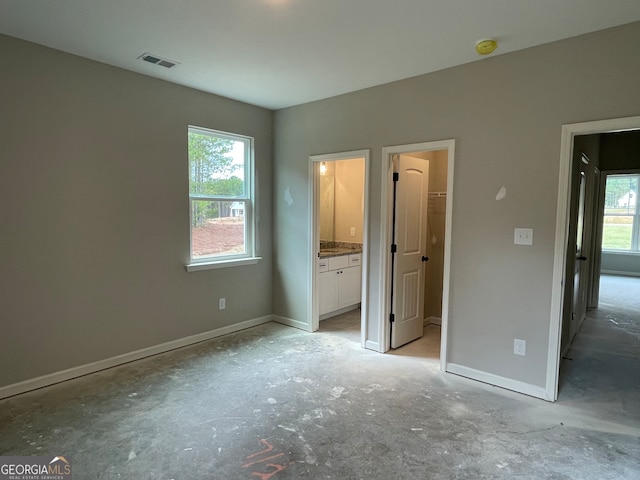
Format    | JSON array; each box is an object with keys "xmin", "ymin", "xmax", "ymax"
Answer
[
  {"xmin": 188, "ymin": 126, "xmax": 253, "ymax": 261},
  {"xmin": 602, "ymin": 174, "xmax": 639, "ymax": 252}
]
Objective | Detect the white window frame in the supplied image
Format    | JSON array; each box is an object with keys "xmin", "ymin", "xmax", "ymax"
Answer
[
  {"xmin": 602, "ymin": 172, "xmax": 640, "ymax": 254},
  {"xmin": 185, "ymin": 126, "xmax": 260, "ymax": 272}
]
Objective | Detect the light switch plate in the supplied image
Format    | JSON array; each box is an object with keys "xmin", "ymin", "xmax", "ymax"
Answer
[
  {"xmin": 514, "ymin": 228, "xmax": 533, "ymax": 245},
  {"xmin": 514, "ymin": 339, "xmax": 526, "ymax": 356}
]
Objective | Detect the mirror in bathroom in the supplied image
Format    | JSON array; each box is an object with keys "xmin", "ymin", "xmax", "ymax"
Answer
[{"xmin": 319, "ymin": 175, "xmax": 335, "ymax": 241}]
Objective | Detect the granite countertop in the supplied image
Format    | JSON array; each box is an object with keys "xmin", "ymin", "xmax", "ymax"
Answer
[{"xmin": 319, "ymin": 247, "xmax": 362, "ymax": 258}]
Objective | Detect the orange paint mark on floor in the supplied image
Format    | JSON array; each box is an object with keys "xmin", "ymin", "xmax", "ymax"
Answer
[{"xmin": 242, "ymin": 439, "xmax": 294, "ymax": 479}]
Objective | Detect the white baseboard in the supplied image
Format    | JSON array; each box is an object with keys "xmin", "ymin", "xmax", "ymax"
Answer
[
  {"xmin": 424, "ymin": 316, "xmax": 442, "ymax": 326},
  {"xmin": 446, "ymin": 363, "xmax": 549, "ymax": 401},
  {"xmin": 272, "ymin": 315, "xmax": 311, "ymax": 332},
  {"xmin": 0, "ymin": 315, "xmax": 274, "ymax": 400},
  {"xmin": 319, "ymin": 304, "xmax": 359, "ymax": 321},
  {"xmin": 365, "ymin": 340, "xmax": 381, "ymax": 352}
]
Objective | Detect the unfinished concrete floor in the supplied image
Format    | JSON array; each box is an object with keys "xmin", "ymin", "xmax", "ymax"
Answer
[{"xmin": 1, "ymin": 278, "xmax": 639, "ymax": 479}]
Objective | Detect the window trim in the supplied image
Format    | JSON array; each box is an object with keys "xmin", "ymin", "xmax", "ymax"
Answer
[
  {"xmin": 185, "ymin": 126, "xmax": 258, "ymax": 270},
  {"xmin": 601, "ymin": 172, "xmax": 640, "ymax": 253},
  {"xmin": 185, "ymin": 256, "xmax": 262, "ymax": 272}
]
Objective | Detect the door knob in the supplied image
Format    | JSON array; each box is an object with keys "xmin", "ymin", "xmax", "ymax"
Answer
[
  {"xmin": 422, "ymin": 256, "xmax": 429, "ymax": 262},
  {"xmin": 576, "ymin": 256, "xmax": 587, "ymax": 261}
]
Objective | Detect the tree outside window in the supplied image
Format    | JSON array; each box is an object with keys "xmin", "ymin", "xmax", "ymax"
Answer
[
  {"xmin": 188, "ymin": 126, "xmax": 254, "ymax": 262},
  {"xmin": 602, "ymin": 174, "xmax": 639, "ymax": 252}
]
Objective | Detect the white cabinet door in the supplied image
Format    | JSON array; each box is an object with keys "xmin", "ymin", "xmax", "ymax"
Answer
[
  {"xmin": 339, "ymin": 266, "xmax": 361, "ymax": 308},
  {"xmin": 319, "ymin": 255, "xmax": 362, "ymax": 317},
  {"xmin": 319, "ymin": 270, "xmax": 340, "ymax": 315}
]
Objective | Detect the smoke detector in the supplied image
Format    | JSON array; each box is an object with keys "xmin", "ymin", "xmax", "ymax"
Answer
[
  {"xmin": 137, "ymin": 52, "xmax": 180, "ymax": 69},
  {"xmin": 475, "ymin": 39, "xmax": 498, "ymax": 56}
]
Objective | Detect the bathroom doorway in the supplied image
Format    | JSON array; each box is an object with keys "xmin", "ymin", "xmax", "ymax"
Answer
[{"xmin": 309, "ymin": 150, "xmax": 370, "ymax": 346}]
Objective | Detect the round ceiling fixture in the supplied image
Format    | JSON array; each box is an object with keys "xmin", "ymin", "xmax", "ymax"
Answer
[{"xmin": 475, "ymin": 39, "xmax": 498, "ymax": 55}]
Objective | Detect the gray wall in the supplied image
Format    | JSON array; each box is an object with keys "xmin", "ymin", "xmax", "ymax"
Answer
[
  {"xmin": 0, "ymin": 35, "xmax": 273, "ymax": 387},
  {"xmin": 273, "ymin": 22, "xmax": 640, "ymax": 389},
  {"xmin": 601, "ymin": 253, "xmax": 640, "ymax": 276},
  {"xmin": 600, "ymin": 130, "xmax": 640, "ymax": 275}
]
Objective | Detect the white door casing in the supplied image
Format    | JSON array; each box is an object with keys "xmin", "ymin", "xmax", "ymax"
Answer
[{"xmin": 391, "ymin": 155, "xmax": 430, "ymax": 348}]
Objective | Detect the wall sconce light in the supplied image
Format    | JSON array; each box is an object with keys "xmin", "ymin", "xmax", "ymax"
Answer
[{"xmin": 320, "ymin": 162, "xmax": 327, "ymax": 175}]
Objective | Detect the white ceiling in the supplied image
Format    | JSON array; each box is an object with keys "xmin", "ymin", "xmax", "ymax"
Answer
[{"xmin": 2, "ymin": 1, "xmax": 640, "ymax": 110}]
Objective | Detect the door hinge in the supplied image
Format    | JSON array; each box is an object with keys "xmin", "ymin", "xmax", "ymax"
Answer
[
  {"xmin": 393, "ymin": 172, "xmax": 399, "ymax": 182},
  {"xmin": 391, "ymin": 244, "xmax": 397, "ymax": 253},
  {"xmin": 389, "ymin": 313, "xmax": 395, "ymax": 323}
]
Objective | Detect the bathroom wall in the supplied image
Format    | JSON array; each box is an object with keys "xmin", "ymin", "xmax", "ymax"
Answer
[{"xmin": 334, "ymin": 159, "xmax": 365, "ymax": 244}]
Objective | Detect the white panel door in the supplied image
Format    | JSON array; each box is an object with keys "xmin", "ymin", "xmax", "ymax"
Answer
[
  {"xmin": 571, "ymin": 165, "xmax": 589, "ymax": 340},
  {"xmin": 391, "ymin": 155, "xmax": 430, "ymax": 348}
]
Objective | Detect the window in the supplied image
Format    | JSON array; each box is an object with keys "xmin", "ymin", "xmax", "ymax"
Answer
[
  {"xmin": 187, "ymin": 126, "xmax": 256, "ymax": 268},
  {"xmin": 602, "ymin": 173, "xmax": 640, "ymax": 252}
]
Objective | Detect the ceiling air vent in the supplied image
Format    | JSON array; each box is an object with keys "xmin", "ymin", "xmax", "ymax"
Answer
[{"xmin": 137, "ymin": 52, "xmax": 179, "ymax": 69}]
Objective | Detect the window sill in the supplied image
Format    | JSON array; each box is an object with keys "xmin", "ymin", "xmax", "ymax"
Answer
[
  {"xmin": 601, "ymin": 250, "xmax": 640, "ymax": 256},
  {"xmin": 185, "ymin": 257, "xmax": 262, "ymax": 272}
]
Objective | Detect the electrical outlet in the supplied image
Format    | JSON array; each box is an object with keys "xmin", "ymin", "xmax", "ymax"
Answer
[
  {"xmin": 514, "ymin": 339, "xmax": 526, "ymax": 356},
  {"xmin": 350, "ymin": 227, "xmax": 356, "ymax": 237},
  {"xmin": 219, "ymin": 298, "xmax": 226, "ymax": 310}
]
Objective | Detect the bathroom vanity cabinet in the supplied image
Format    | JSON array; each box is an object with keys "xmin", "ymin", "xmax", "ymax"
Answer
[{"xmin": 318, "ymin": 253, "xmax": 361, "ymax": 317}]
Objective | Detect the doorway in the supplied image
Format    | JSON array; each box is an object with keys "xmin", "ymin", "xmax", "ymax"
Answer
[
  {"xmin": 549, "ymin": 115, "xmax": 640, "ymax": 401},
  {"xmin": 380, "ymin": 140, "xmax": 455, "ymax": 370},
  {"xmin": 309, "ymin": 150, "xmax": 370, "ymax": 345}
]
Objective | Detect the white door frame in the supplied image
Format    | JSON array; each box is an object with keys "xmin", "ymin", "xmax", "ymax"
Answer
[
  {"xmin": 548, "ymin": 115, "xmax": 640, "ymax": 401},
  {"xmin": 380, "ymin": 140, "xmax": 455, "ymax": 370},
  {"xmin": 309, "ymin": 149, "xmax": 370, "ymax": 346}
]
